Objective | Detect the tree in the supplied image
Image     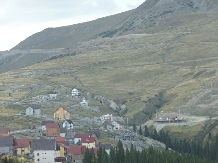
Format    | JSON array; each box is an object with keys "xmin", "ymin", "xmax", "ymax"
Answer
[
  {"xmin": 133, "ymin": 124, "xmax": 137, "ymax": 132},
  {"xmin": 84, "ymin": 148, "xmax": 90, "ymax": 163},
  {"xmin": 139, "ymin": 126, "xmax": 142, "ymax": 135},
  {"xmin": 144, "ymin": 125, "xmax": 149, "ymax": 137}
]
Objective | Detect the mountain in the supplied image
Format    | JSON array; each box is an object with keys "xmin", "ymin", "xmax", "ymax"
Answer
[
  {"xmin": 1, "ymin": 0, "xmax": 218, "ymax": 126},
  {"xmin": 13, "ymin": 0, "xmax": 218, "ymax": 50}
]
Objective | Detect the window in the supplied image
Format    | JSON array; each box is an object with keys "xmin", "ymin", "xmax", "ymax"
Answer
[
  {"xmin": 37, "ymin": 153, "xmax": 39, "ymax": 156},
  {"xmin": 37, "ymin": 159, "xmax": 40, "ymax": 161}
]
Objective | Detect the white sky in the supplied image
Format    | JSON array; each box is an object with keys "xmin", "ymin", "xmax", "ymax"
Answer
[{"xmin": 0, "ymin": 0, "xmax": 145, "ymax": 51}]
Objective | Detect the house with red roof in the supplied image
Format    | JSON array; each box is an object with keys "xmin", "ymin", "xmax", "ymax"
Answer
[
  {"xmin": 73, "ymin": 133, "xmax": 90, "ymax": 144},
  {"xmin": 67, "ymin": 146, "xmax": 86, "ymax": 163},
  {"xmin": 81, "ymin": 137, "xmax": 95, "ymax": 148},
  {"xmin": 46, "ymin": 122, "xmax": 60, "ymax": 137},
  {"xmin": 14, "ymin": 138, "xmax": 30, "ymax": 156},
  {"xmin": 112, "ymin": 120, "xmax": 124, "ymax": 131}
]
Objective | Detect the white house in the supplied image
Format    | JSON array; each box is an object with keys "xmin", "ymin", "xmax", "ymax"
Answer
[
  {"xmin": 32, "ymin": 139, "xmax": 60, "ymax": 163},
  {"xmin": 26, "ymin": 105, "xmax": 41, "ymax": 116},
  {"xmin": 60, "ymin": 128, "xmax": 67, "ymax": 137},
  {"xmin": 80, "ymin": 97, "xmax": 89, "ymax": 108},
  {"xmin": 72, "ymin": 88, "xmax": 79, "ymax": 97},
  {"xmin": 112, "ymin": 121, "xmax": 124, "ymax": 130},
  {"xmin": 62, "ymin": 120, "xmax": 73, "ymax": 131},
  {"xmin": 100, "ymin": 114, "xmax": 113, "ymax": 122},
  {"xmin": 49, "ymin": 92, "xmax": 57, "ymax": 99},
  {"xmin": 41, "ymin": 121, "xmax": 54, "ymax": 131}
]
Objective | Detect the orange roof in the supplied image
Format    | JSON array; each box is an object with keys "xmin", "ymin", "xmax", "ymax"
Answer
[{"xmin": 56, "ymin": 136, "xmax": 65, "ymax": 142}]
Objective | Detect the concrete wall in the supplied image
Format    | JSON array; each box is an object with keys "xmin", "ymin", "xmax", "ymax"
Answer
[{"xmin": 34, "ymin": 150, "xmax": 60, "ymax": 163}]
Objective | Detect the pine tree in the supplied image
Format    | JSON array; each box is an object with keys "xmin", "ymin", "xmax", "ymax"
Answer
[
  {"xmin": 109, "ymin": 147, "xmax": 115, "ymax": 163},
  {"xmin": 133, "ymin": 124, "xmax": 137, "ymax": 132},
  {"xmin": 144, "ymin": 125, "xmax": 149, "ymax": 137},
  {"xmin": 139, "ymin": 126, "xmax": 142, "ymax": 135},
  {"xmin": 84, "ymin": 148, "xmax": 90, "ymax": 163}
]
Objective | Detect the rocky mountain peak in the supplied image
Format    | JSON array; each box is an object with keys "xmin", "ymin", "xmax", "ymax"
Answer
[{"xmin": 138, "ymin": 0, "xmax": 218, "ymax": 14}]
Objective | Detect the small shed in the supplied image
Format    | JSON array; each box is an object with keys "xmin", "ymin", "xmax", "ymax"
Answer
[{"xmin": 26, "ymin": 105, "xmax": 41, "ymax": 116}]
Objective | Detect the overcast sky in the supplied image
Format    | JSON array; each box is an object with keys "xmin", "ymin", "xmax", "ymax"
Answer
[{"xmin": 0, "ymin": 0, "xmax": 145, "ymax": 51}]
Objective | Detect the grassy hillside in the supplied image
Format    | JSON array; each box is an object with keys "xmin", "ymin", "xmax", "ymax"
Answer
[{"xmin": 1, "ymin": 21, "xmax": 218, "ymax": 125}]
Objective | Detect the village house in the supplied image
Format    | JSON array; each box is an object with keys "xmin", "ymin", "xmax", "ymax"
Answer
[
  {"xmin": 0, "ymin": 136, "xmax": 14, "ymax": 156},
  {"xmin": 81, "ymin": 137, "xmax": 95, "ymax": 148},
  {"xmin": 121, "ymin": 130, "xmax": 135, "ymax": 141},
  {"xmin": 57, "ymin": 141, "xmax": 69, "ymax": 157},
  {"xmin": 100, "ymin": 114, "xmax": 113, "ymax": 122},
  {"xmin": 73, "ymin": 133, "xmax": 90, "ymax": 144},
  {"xmin": 60, "ymin": 127, "xmax": 67, "ymax": 137},
  {"xmin": 86, "ymin": 130, "xmax": 101, "ymax": 145},
  {"xmin": 71, "ymin": 88, "xmax": 79, "ymax": 97},
  {"xmin": 46, "ymin": 123, "xmax": 60, "ymax": 138},
  {"xmin": 63, "ymin": 120, "xmax": 73, "ymax": 130},
  {"xmin": 41, "ymin": 120, "xmax": 54, "ymax": 131},
  {"xmin": 112, "ymin": 121, "xmax": 124, "ymax": 131},
  {"xmin": 26, "ymin": 105, "xmax": 41, "ymax": 116},
  {"xmin": 49, "ymin": 92, "xmax": 58, "ymax": 99},
  {"xmin": 99, "ymin": 121, "xmax": 114, "ymax": 132},
  {"xmin": 14, "ymin": 138, "xmax": 30, "ymax": 156},
  {"xmin": 80, "ymin": 97, "xmax": 89, "ymax": 108},
  {"xmin": 0, "ymin": 128, "xmax": 10, "ymax": 136},
  {"xmin": 54, "ymin": 107, "xmax": 70, "ymax": 120},
  {"xmin": 32, "ymin": 139, "xmax": 60, "ymax": 163},
  {"xmin": 67, "ymin": 146, "xmax": 86, "ymax": 163}
]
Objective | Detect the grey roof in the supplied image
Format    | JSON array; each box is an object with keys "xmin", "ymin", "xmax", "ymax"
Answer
[
  {"xmin": 96, "ymin": 144, "xmax": 112, "ymax": 150},
  {"xmin": 0, "ymin": 136, "xmax": 14, "ymax": 147},
  {"xmin": 41, "ymin": 120, "xmax": 54, "ymax": 125},
  {"xmin": 27, "ymin": 105, "xmax": 41, "ymax": 109},
  {"xmin": 32, "ymin": 139, "xmax": 55, "ymax": 150},
  {"xmin": 60, "ymin": 127, "xmax": 67, "ymax": 133},
  {"xmin": 94, "ymin": 130, "xmax": 100, "ymax": 140}
]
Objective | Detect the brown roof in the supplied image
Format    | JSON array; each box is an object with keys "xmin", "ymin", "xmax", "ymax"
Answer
[
  {"xmin": 68, "ymin": 146, "xmax": 86, "ymax": 155},
  {"xmin": 46, "ymin": 122, "xmax": 59, "ymax": 128},
  {"xmin": 0, "ymin": 128, "xmax": 10, "ymax": 134},
  {"xmin": 74, "ymin": 133, "xmax": 90, "ymax": 139},
  {"xmin": 14, "ymin": 138, "xmax": 30, "ymax": 148}
]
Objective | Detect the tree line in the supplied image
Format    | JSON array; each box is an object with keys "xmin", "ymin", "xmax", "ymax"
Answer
[
  {"xmin": 138, "ymin": 125, "xmax": 218, "ymax": 161},
  {"xmin": 83, "ymin": 140, "xmax": 214, "ymax": 163}
]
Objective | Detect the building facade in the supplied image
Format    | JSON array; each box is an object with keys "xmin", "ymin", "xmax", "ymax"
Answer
[{"xmin": 54, "ymin": 107, "xmax": 70, "ymax": 120}]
